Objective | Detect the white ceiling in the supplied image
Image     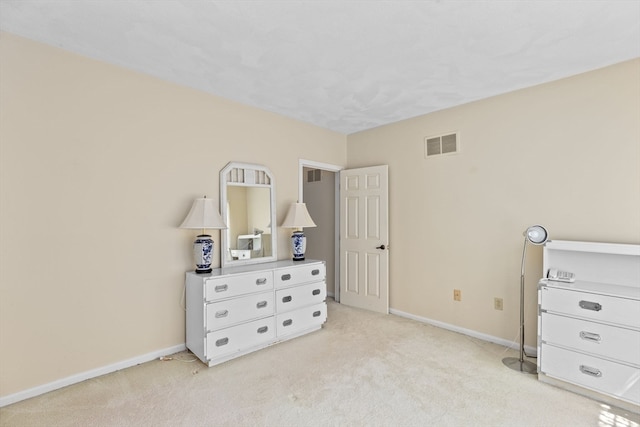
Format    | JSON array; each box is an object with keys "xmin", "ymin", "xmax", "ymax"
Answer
[{"xmin": 1, "ymin": 1, "xmax": 639, "ymax": 134}]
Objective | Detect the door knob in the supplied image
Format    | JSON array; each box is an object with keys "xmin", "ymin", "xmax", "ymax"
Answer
[{"xmin": 376, "ymin": 245, "xmax": 387, "ymax": 250}]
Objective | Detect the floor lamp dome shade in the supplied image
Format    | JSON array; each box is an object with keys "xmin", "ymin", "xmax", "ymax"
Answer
[
  {"xmin": 525, "ymin": 225, "xmax": 548, "ymax": 245},
  {"xmin": 503, "ymin": 224, "xmax": 549, "ymax": 374},
  {"xmin": 180, "ymin": 197, "xmax": 227, "ymax": 274},
  {"xmin": 281, "ymin": 202, "xmax": 316, "ymax": 261}
]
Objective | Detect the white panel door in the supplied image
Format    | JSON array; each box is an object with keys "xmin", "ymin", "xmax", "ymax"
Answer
[{"xmin": 339, "ymin": 165, "xmax": 389, "ymax": 314}]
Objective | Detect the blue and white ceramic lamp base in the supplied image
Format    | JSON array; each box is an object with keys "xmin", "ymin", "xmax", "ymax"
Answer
[
  {"xmin": 291, "ymin": 231, "xmax": 306, "ymax": 261},
  {"xmin": 194, "ymin": 234, "xmax": 214, "ymax": 273}
]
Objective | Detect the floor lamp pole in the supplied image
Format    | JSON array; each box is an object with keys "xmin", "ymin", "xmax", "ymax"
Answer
[{"xmin": 503, "ymin": 235, "xmax": 538, "ymax": 374}]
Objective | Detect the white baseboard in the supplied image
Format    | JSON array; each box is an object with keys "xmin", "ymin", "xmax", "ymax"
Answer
[
  {"xmin": 0, "ymin": 344, "xmax": 186, "ymax": 408},
  {"xmin": 389, "ymin": 308, "xmax": 537, "ymax": 358}
]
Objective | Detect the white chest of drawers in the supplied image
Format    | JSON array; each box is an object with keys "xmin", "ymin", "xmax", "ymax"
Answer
[
  {"xmin": 186, "ymin": 259, "xmax": 327, "ymax": 367},
  {"xmin": 537, "ymin": 240, "xmax": 640, "ymax": 413}
]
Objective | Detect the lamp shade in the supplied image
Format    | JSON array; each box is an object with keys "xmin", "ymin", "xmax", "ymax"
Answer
[
  {"xmin": 281, "ymin": 203, "xmax": 317, "ymax": 229},
  {"xmin": 180, "ymin": 197, "xmax": 227, "ymax": 229},
  {"xmin": 525, "ymin": 225, "xmax": 548, "ymax": 245}
]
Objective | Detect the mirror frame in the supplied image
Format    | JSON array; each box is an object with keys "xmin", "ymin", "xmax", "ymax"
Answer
[{"xmin": 220, "ymin": 162, "xmax": 277, "ymax": 268}]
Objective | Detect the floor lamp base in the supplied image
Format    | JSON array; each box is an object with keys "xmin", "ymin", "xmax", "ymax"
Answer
[{"xmin": 502, "ymin": 357, "xmax": 537, "ymax": 374}]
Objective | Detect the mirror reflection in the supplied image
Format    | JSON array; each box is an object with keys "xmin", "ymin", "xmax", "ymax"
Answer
[
  {"xmin": 220, "ymin": 162, "xmax": 277, "ymax": 267},
  {"xmin": 226, "ymin": 186, "xmax": 272, "ymax": 260}
]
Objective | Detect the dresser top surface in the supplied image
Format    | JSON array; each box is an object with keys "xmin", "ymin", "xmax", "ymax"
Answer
[{"xmin": 187, "ymin": 259, "xmax": 324, "ymax": 278}]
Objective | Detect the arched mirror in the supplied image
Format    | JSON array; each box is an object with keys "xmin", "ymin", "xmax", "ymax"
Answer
[{"xmin": 220, "ymin": 162, "xmax": 277, "ymax": 267}]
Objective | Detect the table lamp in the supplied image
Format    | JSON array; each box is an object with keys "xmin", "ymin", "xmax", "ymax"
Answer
[
  {"xmin": 281, "ymin": 202, "xmax": 316, "ymax": 261},
  {"xmin": 180, "ymin": 196, "xmax": 227, "ymax": 273}
]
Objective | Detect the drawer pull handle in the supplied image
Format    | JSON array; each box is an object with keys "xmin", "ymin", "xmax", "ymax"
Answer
[
  {"xmin": 256, "ymin": 301, "xmax": 268, "ymax": 309},
  {"xmin": 215, "ymin": 337, "xmax": 229, "ymax": 347},
  {"xmin": 215, "ymin": 310, "xmax": 229, "ymax": 318},
  {"xmin": 579, "ymin": 365, "xmax": 602, "ymax": 378},
  {"xmin": 313, "ymin": 310, "xmax": 322, "ymax": 317},
  {"xmin": 214, "ymin": 284, "xmax": 228, "ymax": 293},
  {"xmin": 312, "ymin": 289, "xmax": 321, "ymax": 296},
  {"xmin": 256, "ymin": 278, "xmax": 268, "ymax": 285},
  {"xmin": 312, "ymin": 269, "xmax": 320, "ymax": 276},
  {"xmin": 282, "ymin": 296, "xmax": 292, "ymax": 303},
  {"xmin": 579, "ymin": 331, "xmax": 601, "ymax": 343},
  {"xmin": 281, "ymin": 274, "xmax": 292, "ymax": 281},
  {"xmin": 257, "ymin": 326, "xmax": 269, "ymax": 334},
  {"xmin": 283, "ymin": 319, "xmax": 293, "ymax": 327},
  {"xmin": 578, "ymin": 300, "xmax": 602, "ymax": 311}
]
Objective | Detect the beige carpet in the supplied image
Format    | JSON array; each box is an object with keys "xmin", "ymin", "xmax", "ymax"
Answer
[{"xmin": 1, "ymin": 300, "xmax": 639, "ymax": 427}]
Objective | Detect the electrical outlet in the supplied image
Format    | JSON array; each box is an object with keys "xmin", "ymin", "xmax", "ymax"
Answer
[
  {"xmin": 453, "ymin": 289, "xmax": 461, "ymax": 301},
  {"xmin": 494, "ymin": 297, "xmax": 503, "ymax": 311}
]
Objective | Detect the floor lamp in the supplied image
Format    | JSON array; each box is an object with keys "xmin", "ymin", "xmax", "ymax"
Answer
[{"xmin": 502, "ymin": 225, "xmax": 549, "ymax": 374}]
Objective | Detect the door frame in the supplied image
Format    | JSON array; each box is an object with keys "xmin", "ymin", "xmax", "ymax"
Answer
[{"xmin": 298, "ymin": 159, "xmax": 343, "ymax": 301}]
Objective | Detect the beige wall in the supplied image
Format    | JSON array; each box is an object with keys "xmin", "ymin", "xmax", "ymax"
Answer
[
  {"xmin": 347, "ymin": 58, "xmax": 640, "ymax": 348},
  {"xmin": 0, "ymin": 32, "xmax": 346, "ymax": 397}
]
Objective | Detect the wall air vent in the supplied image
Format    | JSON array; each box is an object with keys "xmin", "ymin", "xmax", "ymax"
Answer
[
  {"xmin": 306, "ymin": 169, "xmax": 322, "ymax": 183},
  {"xmin": 424, "ymin": 132, "xmax": 459, "ymax": 158}
]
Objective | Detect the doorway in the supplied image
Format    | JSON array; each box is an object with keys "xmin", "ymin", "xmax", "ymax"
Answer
[{"xmin": 299, "ymin": 160, "xmax": 341, "ymax": 301}]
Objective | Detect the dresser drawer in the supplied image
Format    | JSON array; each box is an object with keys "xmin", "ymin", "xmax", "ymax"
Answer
[
  {"xmin": 206, "ymin": 317, "xmax": 276, "ymax": 360},
  {"xmin": 205, "ymin": 291, "xmax": 274, "ymax": 331},
  {"xmin": 541, "ymin": 286, "xmax": 640, "ymax": 329},
  {"xmin": 540, "ymin": 344, "xmax": 640, "ymax": 405},
  {"xmin": 276, "ymin": 302, "xmax": 327, "ymax": 337},
  {"xmin": 205, "ymin": 271, "xmax": 273, "ymax": 302},
  {"xmin": 276, "ymin": 281, "xmax": 326, "ymax": 312},
  {"xmin": 275, "ymin": 263, "xmax": 325, "ymax": 288},
  {"xmin": 541, "ymin": 313, "xmax": 640, "ymax": 366}
]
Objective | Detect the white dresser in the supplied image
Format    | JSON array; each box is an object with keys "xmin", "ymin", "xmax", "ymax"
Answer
[
  {"xmin": 186, "ymin": 259, "xmax": 327, "ymax": 367},
  {"xmin": 538, "ymin": 240, "xmax": 640, "ymax": 413}
]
